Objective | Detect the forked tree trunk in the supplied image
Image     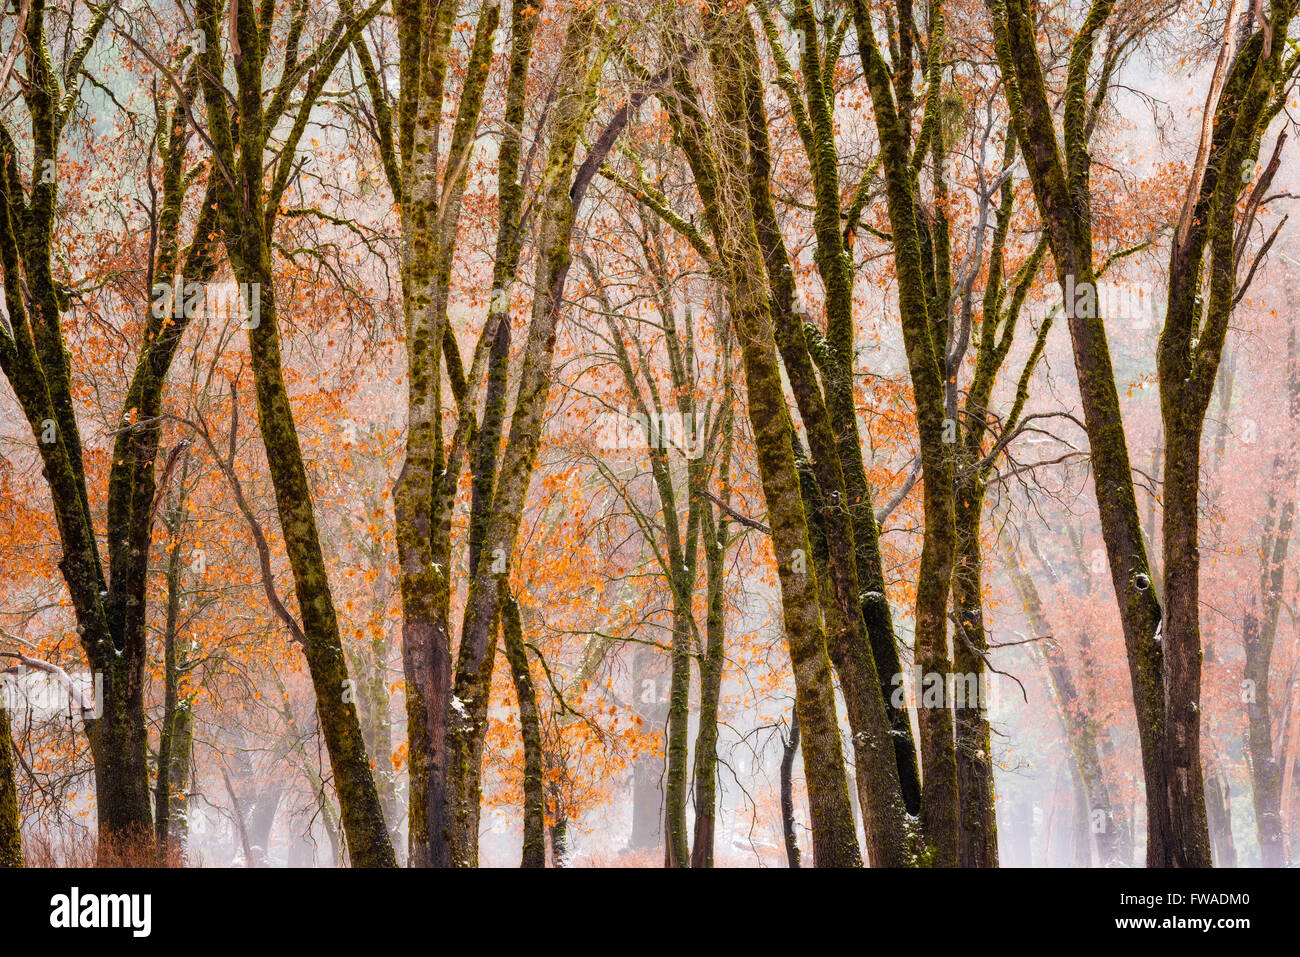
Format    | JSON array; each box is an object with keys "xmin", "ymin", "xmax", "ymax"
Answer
[{"xmin": 698, "ymin": 0, "xmax": 861, "ymax": 866}]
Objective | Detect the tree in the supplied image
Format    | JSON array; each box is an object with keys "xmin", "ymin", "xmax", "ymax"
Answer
[
  {"xmin": 194, "ymin": 0, "xmax": 396, "ymax": 867},
  {"xmin": 0, "ymin": 0, "xmax": 229, "ymax": 859}
]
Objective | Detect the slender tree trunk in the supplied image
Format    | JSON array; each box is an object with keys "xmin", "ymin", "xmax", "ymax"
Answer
[
  {"xmin": 550, "ymin": 809, "xmax": 569, "ymax": 867},
  {"xmin": 851, "ymin": 0, "xmax": 959, "ymax": 864},
  {"xmin": 500, "ymin": 586, "xmax": 546, "ymax": 868},
  {"xmin": 155, "ymin": 482, "xmax": 189, "ymax": 864},
  {"xmin": 0, "ymin": 702, "xmax": 20, "ymax": 867},
  {"xmin": 1069, "ymin": 764, "xmax": 1093, "ymax": 867},
  {"xmin": 700, "ymin": 0, "xmax": 861, "ymax": 866},
  {"xmin": 166, "ymin": 701, "xmax": 194, "ymax": 865},
  {"xmin": 1245, "ymin": 604, "xmax": 1287, "ymax": 866},
  {"xmin": 780, "ymin": 707, "xmax": 802, "ymax": 869},
  {"xmin": 443, "ymin": 9, "xmax": 603, "ymax": 866},
  {"xmin": 690, "ymin": 508, "xmax": 728, "ymax": 868},
  {"xmin": 986, "ymin": 0, "xmax": 1172, "ymax": 863},
  {"xmin": 664, "ymin": 599, "xmax": 692, "ymax": 867},
  {"xmin": 952, "ymin": 476, "xmax": 997, "ymax": 867},
  {"xmin": 195, "ymin": 0, "xmax": 396, "ymax": 868}
]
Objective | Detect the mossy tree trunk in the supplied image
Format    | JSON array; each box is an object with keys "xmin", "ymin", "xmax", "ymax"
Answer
[
  {"xmin": 985, "ymin": 0, "xmax": 1171, "ymax": 864},
  {"xmin": 500, "ymin": 586, "xmax": 546, "ymax": 868},
  {"xmin": 690, "ymin": 339, "xmax": 736, "ymax": 869},
  {"xmin": 154, "ymin": 465, "xmax": 194, "ymax": 865},
  {"xmin": 443, "ymin": 8, "xmax": 606, "ymax": 866},
  {"xmin": 746, "ymin": 8, "xmax": 917, "ymax": 860},
  {"xmin": 0, "ymin": 4, "xmax": 228, "ymax": 860},
  {"xmin": 850, "ymin": 0, "xmax": 960, "ymax": 865},
  {"xmin": 690, "ymin": 0, "xmax": 861, "ymax": 866},
  {"xmin": 948, "ymin": 136, "xmax": 1053, "ymax": 865},
  {"xmin": 196, "ymin": 0, "xmax": 395, "ymax": 867},
  {"xmin": 0, "ymin": 701, "xmax": 20, "ymax": 867},
  {"xmin": 779, "ymin": 706, "xmax": 802, "ymax": 868},
  {"xmin": 1156, "ymin": 7, "xmax": 1295, "ymax": 866}
]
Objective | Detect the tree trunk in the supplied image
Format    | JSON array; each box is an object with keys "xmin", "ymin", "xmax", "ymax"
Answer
[
  {"xmin": 0, "ymin": 10, "xmax": 210, "ymax": 859},
  {"xmin": 851, "ymin": 0, "xmax": 959, "ymax": 864},
  {"xmin": 664, "ymin": 603, "xmax": 692, "ymax": 868},
  {"xmin": 986, "ymin": 0, "xmax": 1171, "ymax": 863},
  {"xmin": 155, "ymin": 484, "xmax": 189, "ymax": 865},
  {"xmin": 699, "ymin": 0, "xmax": 861, "ymax": 866},
  {"xmin": 0, "ymin": 703, "xmax": 20, "ymax": 867},
  {"xmin": 952, "ymin": 476, "xmax": 997, "ymax": 867},
  {"xmin": 780, "ymin": 707, "xmax": 802, "ymax": 869},
  {"xmin": 196, "ymin": 0, "xmax": 396, "ymax": 867},
  {"xmin": 442, "ymin": 8, "xmax": 603, "ymax": 866},
  {"xmin": 500, "ymin": 586, "xmax": 546, "ymax": 868},
  {"xmin": 740, "ymin": 16, "xmax": 916, "ymax": 861},
  {"xmin": 690, "ymin": 508, "xmax": 728, "ymax": 868}
]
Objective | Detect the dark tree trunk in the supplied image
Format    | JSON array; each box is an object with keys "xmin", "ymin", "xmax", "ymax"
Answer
[
  {"xmin": 500, "ymin": 587, "xmax": 546, "ymax": 868},
  {"xmin": 780, "ymin": 707, "xmax": 802, "ymax": 869}
]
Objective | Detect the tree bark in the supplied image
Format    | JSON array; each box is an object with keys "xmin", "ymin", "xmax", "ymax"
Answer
[
  {"xmin": 986, "ymin": 0, "xmax": 1172, "ymax": 864},
  {"xmin": 500, "ymin": 586, "xmax": 546, "ymax": 868},
  {"xmin": 443, "ymin": 8, "xmax": 603, "ymax": 865},
  {"xmin": 850, "ymin": 0, "xmax": 959, "ymax": 864},
  {"xmin": 690, "ymin": 506, "xmax": 729, "ymax": 868},
  {"xmin": 197, "ymin": 0, "xmax": 396, "ymax": 867},
  {"xmin": 696, "ymin": 0, "xmax": 861, "ymax": 866},
  {"xmin": 780, "ymin": 706, "xmax": 802, "ymax": 869},
  {"xmin": 0, "ymin": 702, "xmax": 20, "ymax": 867}
]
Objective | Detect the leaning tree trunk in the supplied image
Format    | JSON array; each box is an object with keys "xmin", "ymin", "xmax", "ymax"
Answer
[
  {"xmin": 850, "ymin": 0, "xmax": 959, "ymax": 864},
  {"xmin": 780, "ymin": 706, "xmax": 802, "ymax": 869},
  {"xmin": 739, "ymin": 16, "xmax": 916, "ymax": 861},
  {"xmin": 155, "ymin": 479, "xmax": 190, "ymax": 864},
  {"xmin": 196, "ymin": 0, "xmax": 396, "ymax": 867},
  {"xmin": 500, "ymin": 586, "xmax": 546, "ymax": 868},
  {"xmin": 442, "ymin": 8, "xmax": 603, "ymax": 866},
  {"xmin": 699, "ymin": 0, "xmax": 861, "ymax": 866},
  {"xmin": 985, "ymin": 0, "xmax": 1171, "ymax": 863}
]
